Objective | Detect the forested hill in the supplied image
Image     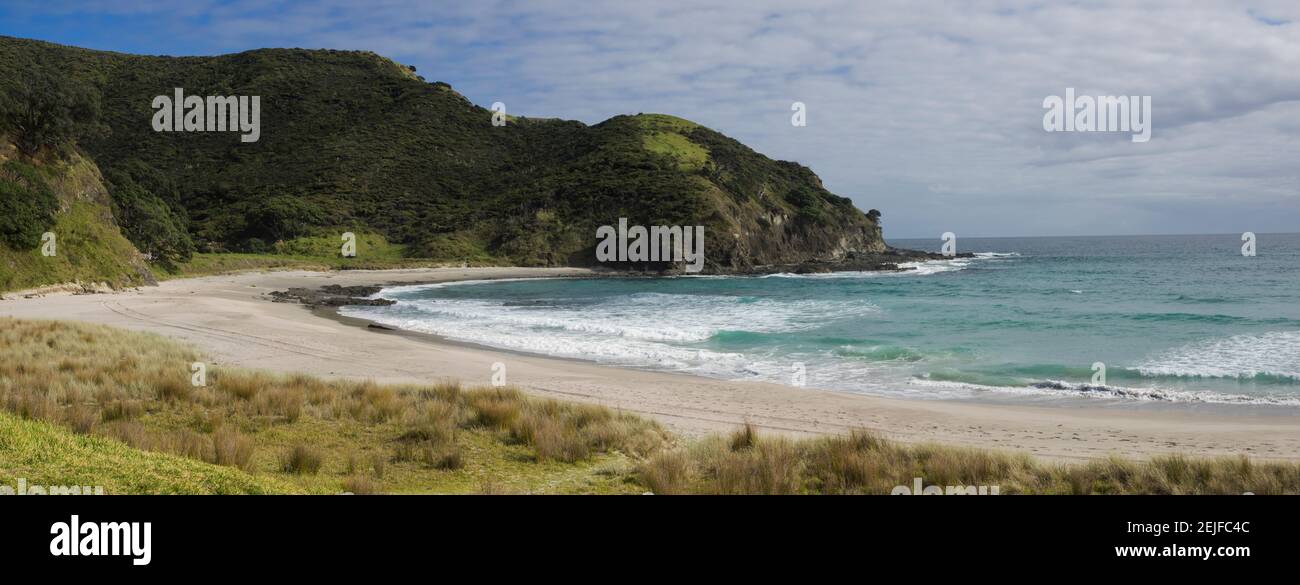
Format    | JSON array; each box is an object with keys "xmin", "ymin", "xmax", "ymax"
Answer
[{"xmin": 0, "ymin": 35, "xmax": 886, "ymax": 273}]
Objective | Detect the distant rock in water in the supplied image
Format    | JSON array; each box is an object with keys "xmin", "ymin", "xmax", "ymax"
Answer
[{"xmin": 743, "ymin": 247, "xmax": 973, "ymax": 275}]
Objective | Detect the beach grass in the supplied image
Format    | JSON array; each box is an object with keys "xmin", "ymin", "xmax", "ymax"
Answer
[
  {"xmin": 2, "ymin": 317, "xmax": 1298, "ymax": 495},
  {"xmin": 637, "ymin": 425, "xmax": 1300, "ymax": 495},
  {"xmin": 0, "ymin": 317, "xmax": 662, "ymax": 494}
]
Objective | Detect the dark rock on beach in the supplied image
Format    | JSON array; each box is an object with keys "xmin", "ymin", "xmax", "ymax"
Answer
[{"xmin": 268, "ymin": 285, "xmax": 395, "ymax": 307}]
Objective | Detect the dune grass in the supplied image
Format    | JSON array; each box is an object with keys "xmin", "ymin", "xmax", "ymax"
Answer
[
  {"xmin": 0, "ymin": 318, "xmax": 665, "ymax": 494},
  {"xmin": 2, "ymin": 317, "xmax": 1298, "ymax": 495},
  {"xmin": 637, "ymin": 425, "xmax": 1300, "ymax": 495}
]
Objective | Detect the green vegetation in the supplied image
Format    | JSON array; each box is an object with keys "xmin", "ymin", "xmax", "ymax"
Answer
[
  {"xmin": 150, "ymin": 250, "xmax": 485, "ymax": 283},
  {"xmin": 0, "ymin": 412, "xmax": 291, "ymax": 494},
  {"xmin": 0, "ymin": 35, "xmax": 882, "ymax": 278},
  {"xmin": 2, "ymin": 317, "xmax": 1297, "ymax": 495},
  {"xmin": 0, "ymin": 318, "xmax": 664, "ymax": 494},
  {"xmin": 639, "ymin": 114, "xmax": 709, "ymax": 171},
  {"xmin": 0, "ymin": 69, "xmax": 103, "ymax": 157},
  {"xmin": 0, "ymin": 159, "xmax": 59, "ymax": 249},
  {"xmin": 266, "ymin": 232, "xmax": 402, "ymax": 259},
  {"xmin": 102, "ymin": 160, "xmax": 194, "ymax": 267},
  {"xmin": 0, "ymin": 154, "xmax": 153, "ymax": 292}
]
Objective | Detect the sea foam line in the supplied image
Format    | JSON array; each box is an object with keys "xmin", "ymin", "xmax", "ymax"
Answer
[
  {"xmin": 1135, "ymin": 331, "xmax": 1300, "ymax": 383},
  {"xmin": 909, "ymin": 377, "xmax": 1300, "ymax": 406}
]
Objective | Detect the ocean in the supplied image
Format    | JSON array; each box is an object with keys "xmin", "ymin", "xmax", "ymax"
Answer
[{"xmin": 342, "ymin": 234, "xmax": 1300, "ymax": 408}]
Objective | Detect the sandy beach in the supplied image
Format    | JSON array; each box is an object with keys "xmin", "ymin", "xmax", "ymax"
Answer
[{"xmin": 3, "ymin": 266, "xmax": 1297, "ymax": 463}]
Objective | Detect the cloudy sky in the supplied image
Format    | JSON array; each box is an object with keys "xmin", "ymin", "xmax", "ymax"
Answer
[{"xmin": 3, "ymin": 0, "xmax": 1297, "ymax": 238}]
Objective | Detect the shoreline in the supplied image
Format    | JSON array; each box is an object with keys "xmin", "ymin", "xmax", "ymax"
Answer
[{"xmin": 3, "ymin": 266, "xmax": 1299, "ymax": 462}]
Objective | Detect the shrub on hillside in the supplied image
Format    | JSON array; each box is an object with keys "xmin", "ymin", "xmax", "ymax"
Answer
[
  {"xmin": 0, "ymin": 71, "xmax": 103, "ymax": 156},
  {"xmin": 104, "ymin": 163, "xmax": 195, "ymax": 266},
  {"xmin": 0, "ymin": 161, "xmax": 59, "ymax": 250}
]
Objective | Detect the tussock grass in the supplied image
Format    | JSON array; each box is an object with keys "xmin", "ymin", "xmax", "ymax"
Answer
[
  {"xmin": 210, "ymin": 428, "xmax": 256, "ymax": 470},
  {"xmin": 342, "ymin": 475, "xmax": 380, "ymax": 495},
  {"xmin": 280, "ymin": 445, "xmax": 323, "ymax": 475},
  {"xmin": 465, "ymin": 387, "xmax": 662, "ymax": 463},
  {"xmin": 638, "ymin": 428, "xmax": 1300, "ymax": 495},
  {"xmin": 0, "ymin": 318, "xmax": 667, "ymax": 494}
]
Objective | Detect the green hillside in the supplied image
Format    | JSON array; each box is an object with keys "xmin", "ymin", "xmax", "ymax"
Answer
[
  {"xmin": 0, "ymin": 145, "xmax": 154, "ymax": 292},
  {"xmin": 0, "ymin": 35, "xmax": 884, "ymax": 276}
]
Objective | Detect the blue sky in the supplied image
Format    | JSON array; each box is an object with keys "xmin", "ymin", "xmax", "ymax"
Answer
[{"xmin": 2, "ymin": 0, "xmax": 1298, "ymax": 238}]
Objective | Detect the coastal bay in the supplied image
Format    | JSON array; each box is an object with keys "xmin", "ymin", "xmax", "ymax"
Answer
[{"xmin": 4, "ymin": 265, "xmax": 1297, "ymax": 463}]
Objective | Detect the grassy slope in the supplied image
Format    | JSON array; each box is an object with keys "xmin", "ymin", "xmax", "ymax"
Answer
[
  {"xmin": 638, "ymin": 114, "xmax": 709, "ymax": 171},
  {"xmin": 0, "ymin": 153, "xmax": 151, "ymax": 292},
  {"xmin": 0, "ymin": 201, "xmax": 142, "ymax": 291},
  {"xmin": 0, "ymin": 411, "xmax": 290, "ymax": 494},
  {"xmin": 2, "ymin": 317, "xmax": 1298, "ymax": 495}
]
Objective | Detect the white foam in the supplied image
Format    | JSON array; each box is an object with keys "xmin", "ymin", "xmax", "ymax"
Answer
[
  {"xmin": 908, "ymin": 376, "xmax": 1300, "ymax": 406},
  {"xmin": 1135, "ymin": 331, "xmax": 1300, "ymax": 382},
  {"xmin": 344, "ymin": 289, "xmax": 881, "ymax": 381}
]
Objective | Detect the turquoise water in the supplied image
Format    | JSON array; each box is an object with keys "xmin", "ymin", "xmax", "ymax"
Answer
[{"xmin": 344, "ymin": 234, "xmax": 1300, "ymax": 407}]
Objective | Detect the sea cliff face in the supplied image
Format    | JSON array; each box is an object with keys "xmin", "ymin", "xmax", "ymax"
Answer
[{"xmin": 702, "ymin": 202, "xmax": 888, "ymax": 272}]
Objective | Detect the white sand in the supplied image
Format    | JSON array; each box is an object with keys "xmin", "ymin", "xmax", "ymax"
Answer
[{"xmin": 3, "ymin": 267, "xmax": 1297, "ymax": 462}]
